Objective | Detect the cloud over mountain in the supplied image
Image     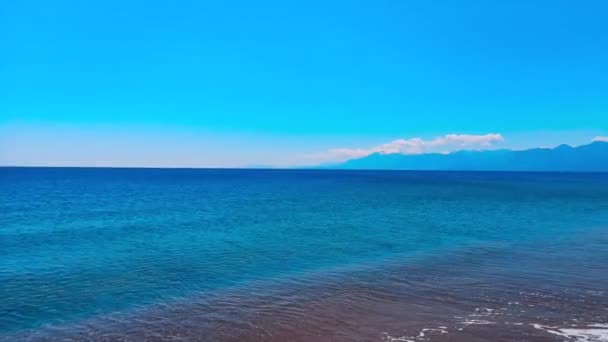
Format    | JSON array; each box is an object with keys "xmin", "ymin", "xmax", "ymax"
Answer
[{"xmin": 305, "ymin": 133, "xmax": 504, "ymax": 165}]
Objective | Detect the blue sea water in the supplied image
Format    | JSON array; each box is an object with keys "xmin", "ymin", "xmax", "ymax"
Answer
[{"xmin": 1, "ymin": 168, "xmax": 607, "ymax": 341}]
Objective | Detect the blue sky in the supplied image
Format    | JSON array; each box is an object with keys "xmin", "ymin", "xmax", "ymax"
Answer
[{"xmin": 1, "ymin": 0, "xmax": 607, "ymax": 167}]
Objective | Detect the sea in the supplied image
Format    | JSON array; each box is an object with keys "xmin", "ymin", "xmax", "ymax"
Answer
[{"xmin": 1, "ymin": 167, "xmax": 607, "ymax": 341}]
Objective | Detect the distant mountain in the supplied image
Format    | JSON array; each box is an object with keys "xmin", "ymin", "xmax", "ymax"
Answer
[{"xmin": 332, "ymin": 141, "xmax": 608, "ymax": 172}]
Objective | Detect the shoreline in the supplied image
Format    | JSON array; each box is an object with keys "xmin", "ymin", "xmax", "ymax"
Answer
[{"xmin": 4, "ymin": 240, "xmax": 607, "ymax": 341}]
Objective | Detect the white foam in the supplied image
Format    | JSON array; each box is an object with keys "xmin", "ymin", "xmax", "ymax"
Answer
[
  {"xmin": 462, "ymin": 319, "xmax": 495, "ymax": 326},
  {"xmin": 417, "ymin": 327, "xmax": 448, "ymax": 337},
  {"xmin": 382, "ymin": 327, "xmax": 448, "ymax": 341},
  {"xmin": 381, "ymin": 332, "xmax": 414, "ymax": 342},
  {"xmin": 383, "ymin": 336, "xmax": 414, "ymax": 342},
  {"xmin": 458, "ymin": 307, "xmax": 498, "ymax": 327},
  {"xmin": 532, "ymin": 323, "xmax": 608, "ymax": 342}
]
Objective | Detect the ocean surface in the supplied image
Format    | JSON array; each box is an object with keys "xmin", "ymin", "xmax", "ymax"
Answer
[{"xmin": 1, "ymin": 168, "xmax": 607, "ymax": 341}]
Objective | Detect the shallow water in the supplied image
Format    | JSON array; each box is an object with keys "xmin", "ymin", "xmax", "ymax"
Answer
[{"xmin": 1, "ymin": 168, "xmax": 607, "ymax": 341}]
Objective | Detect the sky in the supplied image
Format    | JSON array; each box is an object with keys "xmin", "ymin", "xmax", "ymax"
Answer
[{"xmin": 1, "ymin": 0, "xmax": 607, "ymax": 167}]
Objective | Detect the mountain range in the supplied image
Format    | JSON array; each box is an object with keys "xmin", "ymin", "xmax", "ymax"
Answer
[{"xmin": 329, "ymin": 141, "xmax": 608, "ymax": 172}]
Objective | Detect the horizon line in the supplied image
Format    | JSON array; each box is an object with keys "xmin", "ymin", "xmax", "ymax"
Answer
[{"xmin": 2, "ymin": 165, "xmax": 608, "ymax": 174}]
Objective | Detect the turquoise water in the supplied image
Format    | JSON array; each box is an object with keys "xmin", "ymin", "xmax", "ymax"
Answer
[{"xmin": 1, "ymin": 168, "xmax": 608, "ymax": 340}]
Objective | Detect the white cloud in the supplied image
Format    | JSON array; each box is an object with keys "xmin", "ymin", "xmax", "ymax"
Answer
[
  {"xmin": 593, "ymin": 136, "xmax": 608, "ymax": 142},
  {"xmin": 300, "ymin": 133, "xmax": 504, "ymax": 165}
]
